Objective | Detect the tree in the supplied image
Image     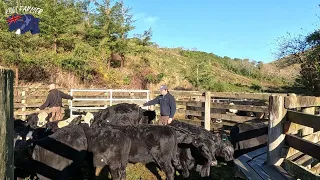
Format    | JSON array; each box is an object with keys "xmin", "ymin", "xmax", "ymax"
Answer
[
  {"xmin": 276, "ymin": 32, "xmax": 310, "ymax": 63},
  {"xmin": 276, "ymin": 28, "xmax": 320, "ymax": 94},
  {"xmin": 39, "ymin": 0, "xmax": 84, "ymax": 53},
  {"xmin": 94, "ymin": 0, "xmax": 135, "ymax": 69}
]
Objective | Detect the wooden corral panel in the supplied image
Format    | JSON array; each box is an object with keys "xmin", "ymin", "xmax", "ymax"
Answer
[
  {"xmin": 282, "ymin": 159, "xmax": 320, "ymax": 180},
  {"xmin": 210, "ymin": 92, "xmax": 274, "ymax": 100},
  {"xmin": 286, "ymin": 110, "xmax": 320, "ymax": 130},
  {"xmin": 186, "ymin": 102, "xmax": 268, "ymax": 113},
  {"xmin": 285, "ymin": 95, "xmax": 320, "ymax": 109},
  {"xmin": 285, "ymin": 134, "xmax": 320, "ymax": 161}
]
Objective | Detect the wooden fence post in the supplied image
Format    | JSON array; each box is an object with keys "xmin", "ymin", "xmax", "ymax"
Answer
[
  {"xmin": 0, "ymin": 67, "xmax": 14, "ymax": 179},
  {"xmin": 301, "ymin": 107, "xmax": 315, "ymax": 137},
  {"xmin": 204, "ymin": 91, "xmax": 211, "ymax": 131},
  {"xmin": 267, "ymin": 95, "xmax": 287, "ymax": 166},
  {"xmin": 149, "ymin": 90, "xmax": 154, "ymax": 111},
  {"xmin": 21, "ymin": 90, "xmax": 26, "ymax": 120}
]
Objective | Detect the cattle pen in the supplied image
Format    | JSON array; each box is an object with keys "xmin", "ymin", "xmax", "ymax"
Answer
[{"xmin": 6, "ymin": 85, "xmax": 320, "ymax": 179}]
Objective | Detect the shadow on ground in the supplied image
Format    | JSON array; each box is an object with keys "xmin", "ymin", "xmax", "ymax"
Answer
[{"xmin": 125, "ymin": 162, "xmax": 245, "ymax": 180}]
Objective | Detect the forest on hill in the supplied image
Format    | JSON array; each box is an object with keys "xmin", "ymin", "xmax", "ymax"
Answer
[{"xmin": 0, "ymin": 0, "xmax": 306, "ymax": 93}]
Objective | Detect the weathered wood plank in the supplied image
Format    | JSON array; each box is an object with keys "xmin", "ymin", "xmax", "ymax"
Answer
[
  {"xmin": 0, "ymin": 68, "xmax": 14, "ymax": 179},
  {"xmin": 204, "ymin": 91, "xmax": 211, "ymax": 131},
  {"xmin": 286, "ymin": 151, "xmax": 304, "ymax": 161},
  {"xmin": 295, "ymin": 154, "xmax": 312, "ymax": 166},
  {"xmin": 234, "ymin": 147, "xmax": 267, "ymax": 180},
  {"xmin": 263, "ymin": 165, "xmax": 295, "ymax": 180},
  {"xmin": 153, "ymin": 90, "xmax": 202, "ymax": 96},
  {"xmin": 282, "ymin": 131, "xmax": 320, "ymax": 159},
  {"xmin": 285, "ymin": 94, "xmax": 320, "ymax": 109},
  {"xmin": 283, "ymin": 121, "xmax": 303, "ymax": 135},
  {"xmin": 282, "ymin": 159, "xmax": 320, "ymax": 180},
  {"xmin": 210, "ymin": 92, "xmax": 273, "ymax": 100},
  {"xmin": 247, "ymin": 153, "xmax": 271, "ymax": 179},
  {"xmin": 210, "ymin": 113, "xmax": 259, "ymax": 123},
  {"xmin": 234, "ymin": 157, "xmax": 264, "ymax": 180},
  {"xmin": 185, "ymin": 110, "xmax": 259, "ymax": 123},
  {"xmin": 286, "ymin": 110, "xmax": 320, "ymax": 130},
  {"xmin": 285, "ymin": 134, "xmax": 320, "ymax": 160},
  {"xmin": 186, "ymin": 102, "xmax": 204, "ymax": 107},
  {"xmin": 301, "ymin": 107, "xmax": 315, "ymax": 136},
  {"xmin": 310, "ymin": 162, "xmax": 320, "ymax": 174},
  {"xmin": 186, "ymin": 103, "xmax": 268, "ymax": 113},
  {"xmin": 267, "ymin": 95, "xmax": 286, "ymax": 166}
]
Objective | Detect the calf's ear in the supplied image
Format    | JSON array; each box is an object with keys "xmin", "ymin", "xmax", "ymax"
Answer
[{"xmin": 192, "ymin": 138, "xmax": 202, "ymax": 147}]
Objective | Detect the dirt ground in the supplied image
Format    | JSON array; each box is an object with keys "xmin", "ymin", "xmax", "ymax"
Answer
[{"xmin": 125, "ymin": 162, "xmax": 244, "ymax": 180}]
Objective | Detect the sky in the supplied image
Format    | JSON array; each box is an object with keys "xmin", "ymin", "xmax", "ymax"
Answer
[{"xmin": 109, "ymin": 0, "xmax": 320, "ymax": 63}]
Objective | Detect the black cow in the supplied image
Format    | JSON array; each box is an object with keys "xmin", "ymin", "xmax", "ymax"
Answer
[
  {"xmin": 14, "ymin": 119, "xmax": 31, "ymax": 148},
  {"xmin": 80, "ymin": 124, "xmax": 131, "ymax": 179},
  {"xmin": 91, "ymin": 104, "xmax": 215, "ymax": 178},
  {"xmin": 24, "ymin": 113, "xmax": 50, "ymax": 129},
  {"xmin": 98, "ymin": 124, "xmax": 179, "ymax": 180},
  {"xmin": 169, "ymin": 121, "xmax": 234, "ymax": 165},
  {"xmin": 229, "ymin": 122, "xmax": 268, "ymax": 158},
  {"xmin": 92, "ymin": 103, "xmax": 156, "ymax": 126},
  {"xmin": 14, "ymin": 125, "xmax": 89, "ymax": 180},
  {"xmin": 14, "ymin": 124, "xmax": 131, "ymax": 180},
  {"xmin": 168, "ymin": 126, "xmax": 214, "ymax": 178},
  {"xmin": 14, "ymin": 119, "xmax": 29, "ymax": 140}
]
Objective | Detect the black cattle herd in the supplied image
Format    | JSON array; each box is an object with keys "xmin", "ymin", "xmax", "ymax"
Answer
[{"xmin": 13, "ymin": 103, "xmax": 268, "ymax": 180}]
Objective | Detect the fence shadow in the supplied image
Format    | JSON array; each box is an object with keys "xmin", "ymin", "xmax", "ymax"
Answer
[
  {"xmin": 15, "ymin": 136, "xmax": 96, "ymax": 180},
  {"xmin": 230, "ymin": 123, "xmax": 268, "ymax": 159}
]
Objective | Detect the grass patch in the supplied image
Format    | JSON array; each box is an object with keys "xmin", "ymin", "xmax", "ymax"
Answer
[{"xmin": 125, "ymin": 162, "xmax": 244, "ymax": 180}]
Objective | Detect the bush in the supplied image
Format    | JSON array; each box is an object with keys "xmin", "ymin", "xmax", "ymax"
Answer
[
  {"xmin": 59, "ymin": 57, "xmax": 96, "ymax": 82},
  {"xmin": 18, "ymin": 62, "xmax": 51, "ymax": 82}
]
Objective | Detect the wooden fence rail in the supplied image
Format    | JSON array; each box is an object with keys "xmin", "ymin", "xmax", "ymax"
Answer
[
  {"xmin": 267, "ymin": 94, "xmax": 320, "ymax": 180},
  {"xmin": 13, "ymin": 87, "xmax": 272, "ymax": 132}
]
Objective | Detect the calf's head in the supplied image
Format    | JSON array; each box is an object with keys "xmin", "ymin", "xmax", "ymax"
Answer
[
  {"xmin": 214, "ymin": 133, "xmax": 234, "ymax": 163},
  {"xmin": 139, "ymin": 110, "xmax": 156, "ymax": 124}
]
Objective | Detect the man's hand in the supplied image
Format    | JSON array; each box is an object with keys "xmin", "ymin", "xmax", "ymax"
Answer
[
  {"xmin": 168, "ymin": 118, "xmax": 173, "ymax": 124},
  {"xmin": 36, "ymin": 108, "xmax": 40, "ymax": 111},
  {"xmin": 139, "ymin": 104, "xmax": 144, "ymax": 108}
]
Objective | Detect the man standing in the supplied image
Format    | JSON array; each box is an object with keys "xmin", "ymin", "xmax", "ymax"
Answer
[
  {"xmin": 141, "ymin": 85, "xmax": 176, "ymax": 125},
  {"xmin": 36, "ymin": 84, "xmax": 73, "ymax": 122}
]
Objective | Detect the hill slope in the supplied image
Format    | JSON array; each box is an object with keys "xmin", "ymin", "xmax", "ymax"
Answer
[
  {"xmin": 2, "ymin": 45, "xmax": 296, "ymax": 93},
  {"xmin": 0, "ymin": 0, "xmax": 300, "ymax": 92}
]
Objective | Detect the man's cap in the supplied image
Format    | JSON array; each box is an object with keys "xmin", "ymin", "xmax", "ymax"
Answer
[{"xmin": 159, "ymin": 85, "xmax": 168, "ymax": 90}]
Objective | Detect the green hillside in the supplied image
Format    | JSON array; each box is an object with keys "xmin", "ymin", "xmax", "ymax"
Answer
[{"xmin": 0, "ymin": 0, "xmax": 295, "ymax": 92}]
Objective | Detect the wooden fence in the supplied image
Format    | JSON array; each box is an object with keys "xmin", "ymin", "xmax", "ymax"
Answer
[
  {"xmin": 12, "ymin": 86, "xmax": 320, "ymax": 178},
  {"xmin": 267, "ymin": 94, "xmax": 320, "ymax": 179},
  {"xmin": 13, "ymin": 87, "xmax": 271, "ymax": 131},
  {"xmin": 0, "ymin": 68, "xmax": 14, "ymax": 180}
]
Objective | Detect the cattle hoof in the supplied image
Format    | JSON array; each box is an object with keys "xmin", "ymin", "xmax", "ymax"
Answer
[
  {"xmin": 196, "ymin": 165, "xmax": 202, "ymax": 172},
  {"xmin": 200, "ymin": 167, "xmax": 210, "ymax": 177},
  {"xmin": 211, "ymin": 160, "xmax": 218, "ymax": 166},
  {"xmin": 95, "ymin": 166, "xmax": 103, "ymax": 176}
]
